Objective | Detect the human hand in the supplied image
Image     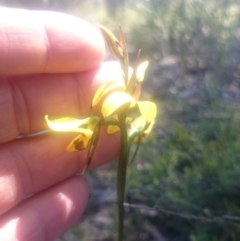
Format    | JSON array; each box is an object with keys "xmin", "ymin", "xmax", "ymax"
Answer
[{"xmin": 0, "ymin": 7, "xmax": 120, "ymax": 241}]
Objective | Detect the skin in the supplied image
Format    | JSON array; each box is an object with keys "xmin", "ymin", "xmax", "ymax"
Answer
[{"xmin": 0, "ymin": 7, "xmax": 121, "ymax": 241}]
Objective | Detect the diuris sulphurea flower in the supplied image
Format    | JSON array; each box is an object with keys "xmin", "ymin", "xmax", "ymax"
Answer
[{"xmin": 45, "ymin": 24, "xmax": 157, "ymax": 241}]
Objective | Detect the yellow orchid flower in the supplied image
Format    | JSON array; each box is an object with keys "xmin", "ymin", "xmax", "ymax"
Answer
[
  {"xmin": 95, "ymin": 25, "xmax": 157, "ymax": 241},
  {"xmin": 45, "ymin": 24, "xmax": 157, "ymax": 241}
]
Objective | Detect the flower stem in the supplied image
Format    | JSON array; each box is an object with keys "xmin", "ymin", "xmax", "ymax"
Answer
[{"xmin": 117, "ymin": 111, "xmax": 129, "ymax": 241}]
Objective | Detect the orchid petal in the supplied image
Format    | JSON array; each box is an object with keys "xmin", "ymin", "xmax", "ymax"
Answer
[
  {"xmin": 45, "ymin": 115, "xmax": 87, "ymax": 131},
  {"xmin": 137, "ymin": 101, "xmax": 157, "ymax": 123},
  {"xmin": 101, "ymin": 92, "xmax": 136, "ymax": 118},
  {"xmin": 136, "ymin": 61, "xmax": 149, "ymax": 83},
  {"xmin": 127, "ymin": 50, "xmax": 141, "ymax": 92},
  {"xmin": 45, "ymin": 115, "xmax": 100, "ymax": 132},
  {"xmin": 92, "ymin": 81, "xmax": 125, "ymax": 107}
]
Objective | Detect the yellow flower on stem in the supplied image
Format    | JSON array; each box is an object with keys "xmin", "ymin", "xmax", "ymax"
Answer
[
  {"xmin": 45, "ymin": 24, "xmax": 157, "ymax": 241},
  {"xmin": 96, "ymin": 25, "xmax": 157, "ymax": 241}
]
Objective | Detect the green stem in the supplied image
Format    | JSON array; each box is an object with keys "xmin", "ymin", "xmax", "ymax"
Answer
[{"xmin": 117, "ymin": 112, "xmax": 129, "ymax": 241}]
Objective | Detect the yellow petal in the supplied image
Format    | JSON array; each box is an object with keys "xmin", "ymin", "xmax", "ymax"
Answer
[
  {"xmin": 101, "ymin": 92, "xmax": 136, "ymax": 118},
  {"xmin": 92, "ymin": 81, "xmax": 125, "ymax": 107},
  {"xmin": 107, "ymin": 125, "xmax": 120, "ymax": 134},
  {"xmin": 98, "ymin": 24, "xmax": 124, "ymax": 60},
  {"xmin": 66, "ymin": 133, "xmax": 92, "ymax": 152},
  {"xmin": 127, "ymin": 50, "xmax": 141, "ymax": 92},
  {"xmin": 136, "ymin": 61, "xmax": 149, "ymax": 82},
  {"xmin": 126, "ymin": 66, "xmax": 136, "ymax": 94},
  {"xmin": 137, "ymin": 101, "xmax": 157, "ymax": 123},
  {"xmin": 45, "ymin": 115, "xmax": 87, "ymax": 131}
]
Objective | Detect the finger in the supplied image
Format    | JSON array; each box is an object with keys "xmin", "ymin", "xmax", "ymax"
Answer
[
  {"xmin": 0, "ymin": 7, "xmax": 104, "ymax": 75},
  {"xmin": 0, "ymin": 61, "xmax": 123, "ymax": 143},
  {"xmin": 0, "ymin": 130, "xmax": 120, "ymax": 215},
  {"xmin": 0, "ymin": 176, "xmax": 88, "ymax": 241}
]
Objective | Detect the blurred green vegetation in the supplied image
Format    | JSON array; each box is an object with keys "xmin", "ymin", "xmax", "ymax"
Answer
[
  {"xmin": 125, "ymin": 1, "xmax": 240, "ymax": 240},
  {"xmin": 2, "ymin": 0, "xmax": 240, "ymax": 240},
  {"xmin": 128, "ymin": 116, "xmax": 240, "ymax": 240}
]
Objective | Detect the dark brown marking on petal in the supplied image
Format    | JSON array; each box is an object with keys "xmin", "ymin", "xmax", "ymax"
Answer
[{"xmin": 74, "ymin": 139, "xmax": 85, "ymax": 151}]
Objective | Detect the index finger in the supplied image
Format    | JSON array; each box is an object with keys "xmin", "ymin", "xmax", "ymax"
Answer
[{"xmin": 0, "ymin": 7, "xmax": 105, "ymax": 75}]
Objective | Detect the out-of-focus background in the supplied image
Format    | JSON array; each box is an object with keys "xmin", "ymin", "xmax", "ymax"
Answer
[{"xmin": 2, "ymin": 0, "xmax": 240, "ymax": 240}]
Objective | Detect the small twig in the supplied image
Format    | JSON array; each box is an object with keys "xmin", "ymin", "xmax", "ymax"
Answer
[
  {"xmin": 124, "ymin": 203, "xmax": 240, "ymax": 226},
  {"xmin": 222, "ymin": 215, "xmax": 240, "ymax": 222}
]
